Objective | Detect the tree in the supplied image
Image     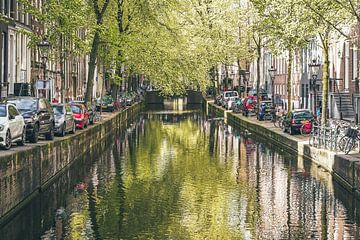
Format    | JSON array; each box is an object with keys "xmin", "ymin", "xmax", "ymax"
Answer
[
  {"xmin": 302, "ymin": 0, "xmax": 351, "ymax": 124},
  {"xmin": 85, "ymin": 0, "xmax": 112, "ymax": 103}
]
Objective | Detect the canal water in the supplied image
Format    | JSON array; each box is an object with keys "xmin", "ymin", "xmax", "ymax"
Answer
[{"xmin": 1, "ymin": 101, "xmax": 360, "ymax": 239}]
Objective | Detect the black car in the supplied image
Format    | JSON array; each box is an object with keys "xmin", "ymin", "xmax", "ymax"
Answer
[
  {"xmin": 96, "ymin": 95, "xmax": 114, "ymax": 112},
  {"xmin": 8, "ymin": 97, "xmax": 55, "ymax": 143},
  {"xmin": 282, "ymin": 109, "xmax": 314, "ymax": 135},
  {"xmin": 72, "ymin": 101, "xmax": 95, "ymax": 124}
]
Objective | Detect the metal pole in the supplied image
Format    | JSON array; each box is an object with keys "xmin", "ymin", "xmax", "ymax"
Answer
[
  {"xmin": 313, "ymin": 77, "xmax": 317, "ymax": 115},
  {"xmin": 271, "ymin": 76, "xmax": 275, "ymax": 106},
  {"xmin": 43, "ymin": 59, "xmax": 47, "ymax": 100}
]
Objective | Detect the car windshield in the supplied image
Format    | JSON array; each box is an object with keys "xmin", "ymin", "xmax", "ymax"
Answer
[
  {"xmin": 294, "ymin": 111, "xmax": 312, "ymax": 119},
  {"xmin": 71, "ymin": 105, "xmax": 82, "ymax": 114},
  {"xmin": 102, "ymin": 96, "xmax": 113, "ymax": 104},
  {"xmin": 262, "ymin": 102, "xmax": 272, "ymax": 108},
  {"xmin": 52, "ymin": 106, "xmax": 64, "ymax": 115},
  {"xmin": 0, "ymin": 105, "xmax": 6, "ymax": 117},
  {"xmin": 247, "ymin": 98, "xmax": 255, "ymax": 104},
  {"xmin": 9, "ymin": 99, "xmax": 37, "ymax": 112},
  {"xmin": 225, "ymin": 92, "xmax": 238, "ymax": 97}
]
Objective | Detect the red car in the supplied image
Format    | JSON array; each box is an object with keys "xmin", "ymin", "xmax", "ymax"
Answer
[
  {"xmin": 242, "ymin": 96, "xmax": 257, "ymax": 116},
  {"xmin": 70, "ymin": 104, "xmax": 89, "ymax": 129}
]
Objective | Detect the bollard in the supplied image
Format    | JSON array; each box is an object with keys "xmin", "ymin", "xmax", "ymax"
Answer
[
  {"xmin": 340, "ymin": 111, "xmax": 343, "ymax": 120},
  {"xmin": 356, "ymin": 113, "xmax": 359, "ymax": 125}
]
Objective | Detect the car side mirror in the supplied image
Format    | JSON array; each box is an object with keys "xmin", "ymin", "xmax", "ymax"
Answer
[{"xmin": 9, "ymin": 115, "xmax": 15, "ymax": 120}]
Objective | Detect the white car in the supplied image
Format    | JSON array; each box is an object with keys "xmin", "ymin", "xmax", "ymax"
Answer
[
  {"xmin": 222, "ymin": 91, "xmax": 239, "ymax": 110},
  {"xmin": 0, "ymin": 103, "xmax": 26, "ymax": 150}
]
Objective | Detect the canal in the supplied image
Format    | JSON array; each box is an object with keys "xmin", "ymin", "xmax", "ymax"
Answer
[{"xmin": 1, "ymin": 102, "xmax": 360, "ymax": 239}]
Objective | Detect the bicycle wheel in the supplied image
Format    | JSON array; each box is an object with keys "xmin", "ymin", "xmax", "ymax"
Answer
[
  {"xmin": 273, "ymin": 118, "xmax": 279, "ymax": 128},
  {"xmin": 344, "ymin": 137, "xmax": 355, "ymax": 154},
  {"xmin": 338, "ymin": 136, "xmax": 346, "ymax": 152}
]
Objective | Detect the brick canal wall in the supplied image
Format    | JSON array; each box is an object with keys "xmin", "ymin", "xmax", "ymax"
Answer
[
  {"xmin": 0, "ymin": 103, "xmax": 142, "ymax": 224},
  {"xmin": 207, "ymin": 100, "xmax": 360, "ymax": 197}
]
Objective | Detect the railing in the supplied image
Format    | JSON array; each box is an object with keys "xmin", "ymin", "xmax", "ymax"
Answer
[{"xmin": 309, "ymin": 119, "xmax": 358, "ymax": 152}]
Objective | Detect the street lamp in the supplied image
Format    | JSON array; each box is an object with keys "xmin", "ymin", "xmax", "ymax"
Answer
[
  {"xmin": 268, "ymin": 66, "xmax": 277, "ymax": 106},
  {"xmin": 37, "ymin": 38, "xmax": 51, "ymax": 99},
  {"xmin": 308, "ymin": 59, "xmax": 321, "ymax": 115}
]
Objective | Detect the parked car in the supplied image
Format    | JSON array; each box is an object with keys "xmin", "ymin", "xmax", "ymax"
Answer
[
  {"xmin": 242, "ymin": 96, "xmax": 257, "ymax": 116},
  {"xmin": 257, "ymin": 100, "xmax": 273, "ymax": 121},
  {"xmin": 0, "ymin": 103, "xmax": 26, "ymax": 149},
  {"xmin": 282, "ymin": 109, "xmax": 314, "ymax": 135},
  {"xmin": 8, "ymin": 97, "xmax": 55, "ymax": 143},
  {"xmin": 222, "ymin": 91, "xmax": 239, "ymax": 110},
  {"xmin": 71, "ymin": 101, "xmax": 95, "ymax": 124},
  {"xmin": 96, "ymin": 95, "xmax": 114, "ymax": 112},
  {"xmin": 70, "ymin": 104, "xmax": 89, "ymax": 129},
  {"xmin": 52, "ymin": 103, "xmax": 76, "ymax": 136}
]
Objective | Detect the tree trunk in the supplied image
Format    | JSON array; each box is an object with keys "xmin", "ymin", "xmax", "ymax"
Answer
[
  {"xmin": 287, "ymin": 48, "xmax": 293, "ymax": 111},
  {"xmin": 237, "ymin": 58, "xmax": 242, "ymax": 97},
  {"xmin": 60, "ymin": 34, "xmax": 65, "ymax": 103},
  {"xmin": 85, "ymin": 30, "xmax": 100, "ymax": 103},
  {"xmin": 225, "ymin": 64, "xmax": 229, "ymax": 89},
  {"xmin": 321, "ymin": 38, "xmax": 330, "ymax": 125}
]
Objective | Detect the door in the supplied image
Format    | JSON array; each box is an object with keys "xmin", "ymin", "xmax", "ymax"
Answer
[
  {"xmin": 8, "ymin": 105, "xmax": 20, "ymax": 138},
  {"xmin": 65, "ymin": 105, "xmax": 73, "ymax": 131},
  {"xmin": 39, "ymin": 99, "xmax": 51, "ymax": 132}
]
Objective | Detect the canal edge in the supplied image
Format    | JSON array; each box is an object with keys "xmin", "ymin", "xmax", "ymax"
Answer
[{"xmin": 207, "ymin": 100, "xmax": 360, "ymax": 198}]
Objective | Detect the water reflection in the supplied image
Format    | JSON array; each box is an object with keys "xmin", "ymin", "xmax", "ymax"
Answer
[{"xmin": 1, "ymin": 110, "xmax": 360, "ymax": 239}]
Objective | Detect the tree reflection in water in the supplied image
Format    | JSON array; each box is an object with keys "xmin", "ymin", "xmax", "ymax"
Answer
[{"xmin": 1, "ymin": 111, "xmax": 360, "ymax": 240}]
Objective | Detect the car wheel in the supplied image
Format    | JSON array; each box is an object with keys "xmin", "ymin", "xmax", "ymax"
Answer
[
  {"xmin": 289, "ymin": 127, "xmax": 294, "ymax": 135},
  {"xmin": 70, "ymin": 122, "xmax": 76, "ymax": 134},
  {"xmin": 17, "ymin": 129, "xmax": 26, "ymax": 146},
  {"xmin": 29, "ymin": 124, "xmax": 39, "ymax": 143},
  {"xmin": 45, "ymin": 124, "xmax": 54, "ymax": 140},
  {"xmin": 61, "ymin": 123, "xmax": 66, "ymax": 137},
  {"xmin": 2, "ymin": 130, "xmax": 11, "ymax": 150}
]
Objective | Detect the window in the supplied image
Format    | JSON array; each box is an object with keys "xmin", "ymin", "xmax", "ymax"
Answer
[
  {"xmin": 0, "ymin": 105, "xmax": 6, "ymax": 117},
  {"xmin": 52, "ymin": 105, "xmax": 64, "ymax": 115},
  {"xmin": 8, "ymin": 99, "xmax": 37, "ymax": 113},
  {"xmin": 71, "ymin": 105, "xmax": 82, "ymax": 114},
  {"xmin": 8, "ymin": 105, "xmax": 19, "ymax": 118}
]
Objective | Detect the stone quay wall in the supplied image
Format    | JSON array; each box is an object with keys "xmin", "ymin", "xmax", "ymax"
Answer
[
  {"xmin": 206, "ymin": 100, "xmax": 360, "ymax": 198},
  {"xmin": 0, "ymin": 103, "xmax": 142, "ymax": 225}
]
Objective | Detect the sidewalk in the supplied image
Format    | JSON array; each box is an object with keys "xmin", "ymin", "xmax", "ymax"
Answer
[
  {"xmin": 206, "ymin": 100, "xmax": 360, "ymax": 197},
  {"xmin": 0, "ymin": 112, "xmax": 114, "ymax": 159}
]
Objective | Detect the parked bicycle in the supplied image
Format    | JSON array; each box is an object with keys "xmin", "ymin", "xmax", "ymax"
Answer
[
  {"xmin": 272, "ymin": 115, "xmax": 284, "ymax": 129},
  {"xmin": 339, "ymin": 127, "xmax": 360, "ymax": 154}
]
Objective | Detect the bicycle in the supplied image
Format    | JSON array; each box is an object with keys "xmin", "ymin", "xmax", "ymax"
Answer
[
  {"xmin": 338, "ymin": 127, "xmax": 360, "ymax": 154},
  {"xmin": 272, "ymin": 115, "xmax": 284, "ymax": 129}
]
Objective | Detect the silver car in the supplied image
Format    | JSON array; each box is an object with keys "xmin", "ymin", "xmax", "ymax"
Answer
[{"xmin": 52, "ymin": 104, "xmax": 76, "ymax": 136}]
